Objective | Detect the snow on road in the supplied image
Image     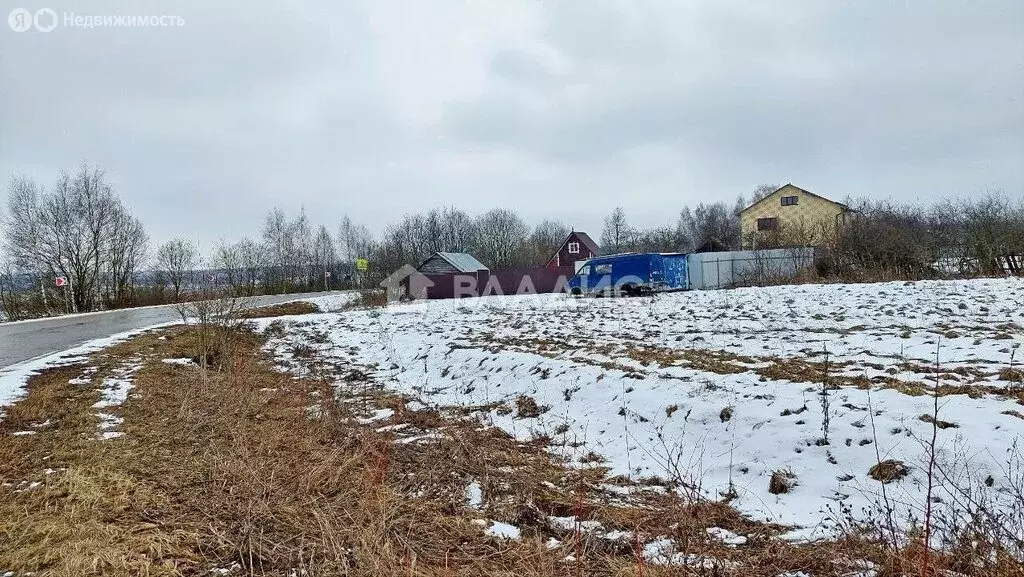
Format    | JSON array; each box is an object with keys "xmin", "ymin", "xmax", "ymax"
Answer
[
  {"xmin": 0, "ymin": 322, "xmax": 177, "ymax": 414},
  {"xmin": 260, "ymin": 278, "xmax": 1024, "ymax": 539}
]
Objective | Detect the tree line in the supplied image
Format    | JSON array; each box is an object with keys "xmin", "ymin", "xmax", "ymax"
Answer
[
  {"xmin": 2, "ymin": 166, "xmax": 1023, "ymax": 320},
  {"xmin": 598, "ymin": 186, "xmax": 1024, "ymax": 280}
]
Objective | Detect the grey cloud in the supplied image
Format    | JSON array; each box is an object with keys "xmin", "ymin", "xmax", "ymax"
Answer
[{"xmin": 1, "ymin": 0, "xmax": 1021, "ymax": 247}]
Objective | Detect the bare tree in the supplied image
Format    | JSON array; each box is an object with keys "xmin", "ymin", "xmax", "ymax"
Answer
[
  {"xmin": 678, "ymin": 201, "xmax": 741, "ymax": 251},
  {"xmin": 473, "ymin": 208, "xmax": 529, "ymax": 268},
  {"xmin": 337, "ymin": 215, "xmax": 374, "ymax": 264},
  {"xmin": 0, "ymin": 258, "xmax": 24, "ymax": 321},
  {"xmin": 236, "ymin": 237, "xmax": 266, "ymax": 296},
  {"xmin": 290, "ymin": 208, "xmax": 313, "ymax": 288},
  {"xmin": 601, "ymin": 207, "xmax": 631, "ymax": 254},
  {"xmin": 311, "ymin": 224, "xmax": 336, "ymax": 290},
  {"xmin": 633, "ymin": 225, "xmax": 685, "ymax": 253},
  {"xmin": 103, "ymin": 206, "xmax": 148, "ymax": 307},
  {"xmin": 156, "ymin": 238, "xmax": 199, "ymax": 302},
  {"xmin": 261, "ymin": 207, "xmax": 289, "ymax": 292},
  {"xmin": 749, "ymin": 183, "xmax": 779, "ymax": 204},
  {"xmin": 528, "ymin": 220, "xmax": 571, "ymax": 264},
  {"xmin": 9, "ymin": 166, "xmax": 127, "ymax": 312},
  {"xmin": 213, "ymin": 239, "xmax": 243, "ymax": 295}
]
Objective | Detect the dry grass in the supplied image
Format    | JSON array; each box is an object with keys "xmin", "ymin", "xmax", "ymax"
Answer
[
  {"xmin": 473, "ymin": 333, "xmax": 1024, "ymax": 403},
  {"xmin": 236, "ymin": 300, "xmax": 321, "ymax": 318},
  {"xmin": 340, "ymin": 289, "xmax": 388, "ymax": 310},
  {"xmin": 1001, "ymin": 367, "xmax": 1024, "ymax": 383},
  {"xmin": 1, "ymin": 324, "xmax": 1022, "ymax": 576}
]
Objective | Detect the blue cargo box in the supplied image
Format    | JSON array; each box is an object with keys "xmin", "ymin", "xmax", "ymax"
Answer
[{"xmin": 568, "ymin": 252, "xmax": 688, "ymax": 296}]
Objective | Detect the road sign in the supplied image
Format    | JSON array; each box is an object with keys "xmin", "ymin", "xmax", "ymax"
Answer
[
  {"xmin": 55, "ymin": 276, "xmax": 68, "ymax": 287},
  {"xmin": 325, "ymin": 271, "xmax": 331, "ymax": 278},
  {"xmin": 355, "ymin": 258, "xmax": 369, "ymax": 272}
]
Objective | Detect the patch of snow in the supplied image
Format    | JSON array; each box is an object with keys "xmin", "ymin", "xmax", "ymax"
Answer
[
  {"xmin": 91, "ymin": 358, "xmax": 142, "ymax": 440},
  {"xmin": 465, "ymin": 481, "xmax": 483, "ymax": 509},
  {"xmin": 549, "ymin": 516, "xmax": 603, "ymax": 533},
  {"xmin": 356, "ymin": 408, "xmax": 394, "ymax": 424},
  {"xmin": 262, "ymin": 278, "xmax": 1024, "ymax": 537},
  {"xmin": 162, "ymin": 357, "xmax": 195, "ymax": 366},
  {"xmin": 395, "ymin": 432, "xmax": 442, "ymax": 444},
  {"xmin": 643, "ymin": 536, "xmax": 738, "ymax": 569},
  {"xmin": 484, "ymin": 520, "xmax": 521, "ymax": 540},
  {"xmin": 706, "ymin": 526, "xmax": 748, "ymax": 546}
]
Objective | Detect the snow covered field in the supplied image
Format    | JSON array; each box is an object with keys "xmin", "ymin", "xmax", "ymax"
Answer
[{"xmin": 259, "ymin": 278, "xmax": 1024, "ymax": 539}]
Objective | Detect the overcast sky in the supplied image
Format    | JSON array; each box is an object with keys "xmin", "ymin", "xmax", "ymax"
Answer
[{"xmin": 2, "ymin": 0, "xmax": 1022, "ymax": 250}]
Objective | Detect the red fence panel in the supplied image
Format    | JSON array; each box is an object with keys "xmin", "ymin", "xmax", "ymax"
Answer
[{"xmin": 405, "ymin": 266, "xmax": 576, "ymax": 300}]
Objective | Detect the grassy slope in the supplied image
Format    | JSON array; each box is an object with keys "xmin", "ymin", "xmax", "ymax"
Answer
[{"xmin": 0, "ymin": 320, "xmax": 1020, "ymax": 576}]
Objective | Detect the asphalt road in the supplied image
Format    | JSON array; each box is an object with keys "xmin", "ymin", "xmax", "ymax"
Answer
[{"xmin": 0, "ymin": 292, "xmax": 332, "ymax": 368}]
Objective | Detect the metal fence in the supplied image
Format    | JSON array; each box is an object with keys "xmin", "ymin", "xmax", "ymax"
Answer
[{"xmin": 686, "ymin": 248, "xmax": 817, "ymax": 290}]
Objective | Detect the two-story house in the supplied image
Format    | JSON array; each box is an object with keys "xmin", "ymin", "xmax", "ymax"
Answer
[{"xmin": 740, "ymin": 184, "xmax": 852, "ymax": 249}]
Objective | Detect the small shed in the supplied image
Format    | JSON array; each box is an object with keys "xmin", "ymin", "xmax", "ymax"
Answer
[
  {"xmin": 417, "ymin": 252, "xmax": 490, "ymax": 275},
  {"xmin": 547, "ymin": 231, "xmax": 600, "ymax": 270}
]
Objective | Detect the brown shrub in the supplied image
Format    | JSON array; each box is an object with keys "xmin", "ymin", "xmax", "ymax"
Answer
[
  {"xmin": 515, "ymin": 395, "xmax": 547, "ymax": 419},
  {"xmin": 769, "ymin": 469, "xmax": 797, "ymax": 494},
  {"xmin": 720, "ymin": 406, "xmax": 734, "ymax": 422},
  {"xmin": 918, "ymin": 414, "xmax": 959, "ymax": 429},
  {"xmin": 869, "ymin": 459, "xmax": 909, "ymax": 483}
]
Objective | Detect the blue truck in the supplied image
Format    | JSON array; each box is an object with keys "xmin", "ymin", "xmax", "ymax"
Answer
[{"xmin": 568, "ymin": 252, "xmax": 688, "ymax": 296}]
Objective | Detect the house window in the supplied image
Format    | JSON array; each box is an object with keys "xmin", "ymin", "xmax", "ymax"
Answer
[
  {"xmin": 757, "ymin": 217, "xmax": 778, "ymax": 231},
  {"xmin": 781, "ymin": 195, "xmax": 799, "ymax": 206},
  {"xmin": 567, "ymin": 242, "xmax": 580, "ymax": 254}
]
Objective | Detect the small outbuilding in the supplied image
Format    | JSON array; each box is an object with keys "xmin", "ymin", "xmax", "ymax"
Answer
[
  {"xmin": 416, "ymin": 252, "xmax": 490, "ymax": 275},
  {"xmin": 546, "ymin": 231, "xmax": 600, "ymax": 270}
]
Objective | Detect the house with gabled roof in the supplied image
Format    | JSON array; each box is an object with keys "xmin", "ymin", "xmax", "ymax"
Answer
[
  {"xmin": 546, "ymin": 231, "xmax": 600, "ymax": 270},
  {"xmin": 739, "ymin": 184, "xmax": 853, "ymax": 249}
]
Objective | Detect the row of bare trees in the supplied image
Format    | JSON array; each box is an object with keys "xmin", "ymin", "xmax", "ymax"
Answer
[
  {"xmin": 2, "ymin": 166, "xmax": 149, "ymax": 317},
  {"xmin": 599, "ymin": 186, "xmax": 1024, "ymax": 280},
  {"xmin": 369, "ymin": 207, "xmax": 570, "ymax": 276},
  {"xmin": 832, "ymin": 194, "xmax": 1024, "ymax": 279},
  {"xmin": 4, "ymin": 166, "xmax": 1023, "ymax": 320},
  {"xmin": 600, "ymin": 185, "xmax": 777, "ymax": 254}
]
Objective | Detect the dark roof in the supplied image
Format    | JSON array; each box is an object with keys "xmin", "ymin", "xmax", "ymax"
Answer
[
  {"xmin": 428, "ymin": 252, "xmax": 489, "ymax": 273},
  {"xmin": 740, "ymin": 183, "xmax": 851, "ymax": 214},
  {"xmin": 572, "ymin": 231, "xmax": 601, "ymax": 254},
  {"xmin": 546, "ymin": 231, "xmax": 602, "ymax": 265}
]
